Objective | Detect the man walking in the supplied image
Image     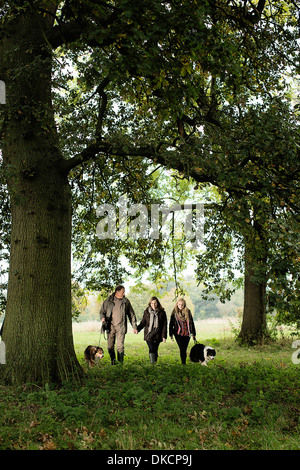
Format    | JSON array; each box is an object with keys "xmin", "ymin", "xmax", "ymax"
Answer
[{"xmin": 100, "ymin": 285, "xmax": 138, "ymax": 364}]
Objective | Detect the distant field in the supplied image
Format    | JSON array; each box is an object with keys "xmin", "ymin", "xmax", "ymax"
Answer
[{"xmin": 72, "ymin": 317, "xmax": 235, "ymax": 336}]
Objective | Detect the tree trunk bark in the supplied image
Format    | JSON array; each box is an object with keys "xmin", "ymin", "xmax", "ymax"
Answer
[
  {"xmin": 0, "ymin": 11, "xmax": 83, "ymax": 384},
  {"xmin": 238, "ymin": 240, "xmax": 268, "ymax": 345}
]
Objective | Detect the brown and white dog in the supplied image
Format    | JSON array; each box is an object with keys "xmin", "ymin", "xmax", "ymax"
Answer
[{"xmin": 84, "ymin": 345, "xmax": 104, "ymax": 367}]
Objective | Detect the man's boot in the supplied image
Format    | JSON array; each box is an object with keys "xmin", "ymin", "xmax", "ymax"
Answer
[
  {"xmin": 108, "ymin": 349, "xmax": 116, "ymax": 365},
  {"xmin": 117, "ymin": 351, "xmax": 124, "ymax": 364}
]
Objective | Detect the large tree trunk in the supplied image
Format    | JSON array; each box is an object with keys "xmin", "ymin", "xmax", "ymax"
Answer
[
  {"xmin": 238, "ymin": 239, "xmax": 268, "ymax": 345},
  {"xmin": 0, "ymin": 10, "xmax": 82, "ymax": 384}
]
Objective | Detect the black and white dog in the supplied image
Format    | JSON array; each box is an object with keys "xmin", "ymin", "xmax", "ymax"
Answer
[{"xmin": 189, "ymin": 343, "xmax": 216, "ymax": 366}]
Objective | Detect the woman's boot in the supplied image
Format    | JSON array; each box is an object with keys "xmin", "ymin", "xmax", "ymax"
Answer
[{"xmin": 149, "ymin": 353, "xmax": 156, "ymax": 364}]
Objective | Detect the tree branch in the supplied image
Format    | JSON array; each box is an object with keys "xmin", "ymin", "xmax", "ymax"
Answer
[
  {"xmin": 61, "ymin": 141, "xmax": 157, "ymax": 175},
  {"xmin": 47, "ymin": 20, "xmax": 118, "ymax": 49},
  {"xmin": 47, "ymin": 21, "xmax": 84, "ymax": 48},
  {"xmin": 95, "ymin": 76, "xmax": 110, "ymax": 139}
]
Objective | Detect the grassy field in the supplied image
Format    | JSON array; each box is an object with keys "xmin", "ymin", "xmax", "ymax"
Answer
[
  {"xmin": 0, "ymin": 319, "xmax": 299, "ymax": 451},
  {"xmin": 73, "ymin": 318, "xmax": 296, "ymax": 366}
]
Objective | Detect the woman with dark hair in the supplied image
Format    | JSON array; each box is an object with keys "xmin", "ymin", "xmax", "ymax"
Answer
[
  {"xmin": 137, "ymin": 296, "xmax": 167, "ymax": 364},
  {"xmin": 169, "ymin": 298, "xmax": 196, "ymax": 364}
]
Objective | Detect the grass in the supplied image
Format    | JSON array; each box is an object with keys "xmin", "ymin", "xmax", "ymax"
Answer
[{"xmin": 0, "ymin": 319, "xmax": 299, "ymax": 450}]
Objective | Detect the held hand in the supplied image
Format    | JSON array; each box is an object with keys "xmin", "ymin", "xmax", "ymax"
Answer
[
  {"xmin": 133, "ymin": 329, "xmax": 138, "ymax": 334},
  {"xmin": 163, "ymin": 338, "xmax": 166, "ymax": 343}
]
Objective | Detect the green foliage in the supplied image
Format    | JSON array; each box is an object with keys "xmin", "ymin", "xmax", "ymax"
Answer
[
  {"xmin": 52, "ymin": 0, "xmax": 300, "ymax": 325},
  {"xmin": 71, "ymin": 282, "xmax": 88, "ymax": 321},
  {"xmin": 192, "ymin": 97, "xmax": 300, "ymax": 324}
]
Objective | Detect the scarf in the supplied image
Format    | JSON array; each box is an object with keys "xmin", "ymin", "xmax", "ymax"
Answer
[
  {"xmin": 171, "ymin": 306, "xmax": 191, "ymax": 336},
  {"xmin": 174, "ymin": 306, "xmax": 190, "ymax": 322},
  {"xmin": 147, "ymin": 307, "xmax": 159, "ymax": 335}
]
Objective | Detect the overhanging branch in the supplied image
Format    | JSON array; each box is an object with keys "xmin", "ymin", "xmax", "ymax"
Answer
[
  {"xmin": 61, "ymin": 141, "xmax": 157, "ymax": 175},
  {"xmin": 47, "ymin": 20, "xmax": 118, "ymax": 49},
  {"xmin": 61, "ymin": 137, "xmax": 220, "ymax": 191}
]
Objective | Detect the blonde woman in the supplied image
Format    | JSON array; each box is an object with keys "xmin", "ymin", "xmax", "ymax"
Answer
[{"xmin": 169, "ymin": 298, "xmax": 196, "ymax": 364}]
